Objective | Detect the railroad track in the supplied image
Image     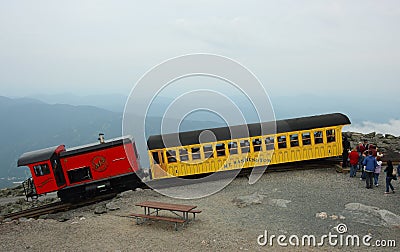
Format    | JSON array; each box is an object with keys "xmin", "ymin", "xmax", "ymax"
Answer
[{"xmin": 2, "ymin": 193, "xmax": 116, "ymax": 221}]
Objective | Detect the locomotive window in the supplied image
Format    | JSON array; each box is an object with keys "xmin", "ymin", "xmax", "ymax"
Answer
[
  {"xmin": 252, "ymin": 138, "xmax": 262, "ymax": 152},
  {"xmin": 152, "ymin": 152, "xmax": 160, "ymax": 164},
  {"xmin": 314, "ymin": 131, "xmax": 323, "ymax": 144},
  {"xmin": 302, "ymin": 132, "xmax": 311, "ymax": 145},
  {"xmin": 290, "ymin": 134, "xmax": 299, "ymax": 147},
  {"xmin": 166, "ymin": 150, "xmax": 177, "ymax": 163},
  {"xmin": 265, "ymin": 137, "xmax": 275, "ymax": 150},
  {"xmin": 179, "ymin": 148, "xmax": 189, "ymax": 161},
  {"xmin": 33, "ymin": 164, "xmax": 50, "ymax": 176},
  {"xmin": 203, "ymin": 144, "xmax": 214, "ymax": 159},
  {"xmin": 240, "ymin": 140, "xmax": 250, "ymax": 153},
  {"xmin": 67, "ymin": 166, "xmax": 92, "ymax": 184},
  {"xmin": 326, "ymin": 129, "xmax": 336, "ymax": 143},
  {"xmin": 216, "ymin": 143, "xmax": 226, "ymax": 157},
  {"xmin": 277, "ymin": 136, "xmax": 287, "ymax": 149},
  {"xmin": 191, "ymin": 147, "xmax": 201, "ymax": 160},
  {"xmin": 228, "ymin": 141, "xmax": 238, "ymax": 155}
]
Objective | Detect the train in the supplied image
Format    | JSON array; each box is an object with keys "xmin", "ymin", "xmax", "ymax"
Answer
[{"xmin": 17, "ymin": 113, "xmax": 350, "ymax": 201}]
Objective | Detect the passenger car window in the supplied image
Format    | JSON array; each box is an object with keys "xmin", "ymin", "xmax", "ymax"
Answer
[
  {"xmin": 179, "ymin": 148, "xmax": 189, "ymax": 161},
  {"xmin": 326, "ymin": 129, "xmax": 336, "ymax": 143},
  {"xmin": 203, "ymin": 144, "xmax": 213, "ymax": 159},
  {"xmin": 314, "ymin": 131, "xmax": 323, "ymax": 144},
  {"xmin": 191, "ymin": 147, "xmax": 201, "ymax": 160},
  {"xmin": 277, "ymin": 136, "xmax": 287, "ymax": 149},
  {"xmin": 252, "ymin": 138, "xmax": 262, "ymax": 152},
  {"xmin": 290, "ymin": 134, "xmax": 299, "ymax": 147},
  {"xmin": 166, "ymin": 150, "xmax": 177, "ymax": 163},
  {"xmin": 302, "ymin": 132, "xmax": 311, "ymax": 145},
  {"xmin": 228, "ymin": 141, "xmax": 238, "ymax": 155},
  {"xmin": 265, "ymin": 137, "xmax": 275, "ymax": 150},
  {"xmin": 216, "ymin": 143, "xmax": 226, "ymax": 156},
  {"xmin": 240, "ymin": 140, "xmax": 250, "ymax": 153}
]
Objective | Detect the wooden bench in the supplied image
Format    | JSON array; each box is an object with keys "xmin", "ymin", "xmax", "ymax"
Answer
[
  {"xmin": 189, "ymin": 209, "xmax": 202, "ymax": 220},
  {"xmin": 130, "ymin": 213, "xmax": 186, "ymax": 230}
]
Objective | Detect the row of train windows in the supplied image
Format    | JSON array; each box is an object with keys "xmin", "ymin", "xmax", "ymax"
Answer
[{"xmin": 152, "ymin": 129, "xmax": 336, "ymax": 164}]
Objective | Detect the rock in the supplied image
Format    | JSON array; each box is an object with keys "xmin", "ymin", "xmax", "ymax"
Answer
[
  {"xmin": 375, "ymin": 133, "xmax": 384, "ymax": 139},
  {"xmin": 315, "ymin": 212, "xmax": 328, "ymax": 219},
  {"xmin": 232, "ymin": 192, "xmax": 263, "ymax": 208},
  {"xmin": 266, "ymin": 199, "xmax": 291, "ymax": 208},
  {"xmin": 38, "ymin": 214, "xmax": 48, "ymax": 220},
  {"xmin": 378, "ymin": 209, "xmax": 400, "ymax": 226},
  {"xmin": 344, "ymin": 203, "xmax": 400, "ymax": 227},
  {"xmin": 330, "ymin": 215, "xmax": 338, "ymax": 220},
  {"xmin": 94, "ymin": 205, "xmax": 107, "ymax": 214},
  {"xmin": 364, "ymin": 132, "xmax": 376, "ymax": 138},
  {"xmin": 19, "ymin": 217, "xmax": 29, "ymax": 222},
  {"xmin": 118, "ymin": 190, "xmax": 136, "ymax": 198},
  {"xmin": 135, "ymin": 188, "xmax": 143, "ymax": 192},
  {"xmin": 105, "ymin": 202, "xmax": 120, "ymax": 211},
  {"xmin": 385, "ymin": 134, "xmax": 396, "ymax": 139},
  {"xmin": 55, "ymin": 213, "xmax": 73, "ymax": 222}
]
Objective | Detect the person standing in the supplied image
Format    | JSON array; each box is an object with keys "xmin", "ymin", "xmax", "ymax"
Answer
[
  {"xmin": 349, "ymin": 147, "xmax": 359, "ymax": 177},
  {"xmin": 356, "ymin": 142, "xmax": 366, "ymax": 172},
  {"xmin": 360, "ymin": 151, "xmax": 367, "ymax": 180},
  {"xmin": 342, "ymin": 137, "xmax": 350, "ymax": 168},
  {"xmin": 374, "ymin": 156, "xmax": 382, "ymax": 187},
  {"xmin": 384, "ymin": 160, "xmax": 396, "ymax": 194},
  {"xmin": 363, "ymin": 151, "xmax": 377, "ymax": 189}
]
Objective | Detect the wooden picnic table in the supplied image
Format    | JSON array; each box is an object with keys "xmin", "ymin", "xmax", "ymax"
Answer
[{"xmin": 132, "ymin": 201, "xmax": 201, "ymax": 230}]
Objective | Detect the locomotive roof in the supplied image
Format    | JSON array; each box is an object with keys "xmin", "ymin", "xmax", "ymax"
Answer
[
  {"xmin": 18, "ymin": 145, "xmax": 62, "ymax": 166},
  {"xmin": 60, "ymin": 136, "xmax": 132, "ymax": 158},
  {"xmin": 146, "ymin": 113, "xmax": 350, "ymax": 150},
  {"xmin": 17, "ymin": 136, "xmax": 133, "ymax": 166}
]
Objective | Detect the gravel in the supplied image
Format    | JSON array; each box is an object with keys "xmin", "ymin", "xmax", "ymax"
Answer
[{"xmin": 0, "ymin": 167, "xmax": 399, "ymax": 251}]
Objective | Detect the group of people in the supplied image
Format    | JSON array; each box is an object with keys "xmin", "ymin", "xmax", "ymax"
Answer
[{"xmin": 345, "ymin": 139, "xmax": 399, "ymax": 194}]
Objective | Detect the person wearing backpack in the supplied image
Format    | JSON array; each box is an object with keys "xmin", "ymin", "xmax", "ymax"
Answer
[{"xmin": 363, "ymin": 151, "xmax": 377, "ymax": 189}]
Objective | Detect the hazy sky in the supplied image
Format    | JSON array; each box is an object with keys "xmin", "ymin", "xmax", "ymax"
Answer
[{"xmin": 0, "ymin": 0, "xmax": 399, "ymax": 98}]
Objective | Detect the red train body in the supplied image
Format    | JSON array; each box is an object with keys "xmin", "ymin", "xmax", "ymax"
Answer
[{"xmin": 17, "ymin": 136, "xmax": 143, "ymax": 201}]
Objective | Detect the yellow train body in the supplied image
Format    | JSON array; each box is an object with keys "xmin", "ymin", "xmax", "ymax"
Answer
[{"xmin": 147, "ymin": 113, "xmax": 350, "ymax": 179}]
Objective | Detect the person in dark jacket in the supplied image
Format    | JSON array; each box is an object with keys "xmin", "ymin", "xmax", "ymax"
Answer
[
  {"xmin": 363, "ymin": 151, "xmax": 377, "ymax": 189},
  {"xmin": 384, "ymin": 160, "xmax": 395, "ymax": 194},
  {"xmin": 342, "ymin": 137, "xmax": 350, "ymax": 168}
]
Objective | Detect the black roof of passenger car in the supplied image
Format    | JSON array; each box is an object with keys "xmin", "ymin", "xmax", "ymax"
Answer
[{"xmin": 146, "ymin": 113, "xmax": 351, "ymax": 150}]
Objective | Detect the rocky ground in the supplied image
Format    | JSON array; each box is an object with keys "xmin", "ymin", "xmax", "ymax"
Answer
[{"xmin": 1, "ymin": 166, "xmax": 399, "ymax": 251}]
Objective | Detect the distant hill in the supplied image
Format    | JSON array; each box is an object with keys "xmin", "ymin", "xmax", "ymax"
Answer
[{"xmin": 0, "ymin": 96, "xmax": 122, "ymax": 179}]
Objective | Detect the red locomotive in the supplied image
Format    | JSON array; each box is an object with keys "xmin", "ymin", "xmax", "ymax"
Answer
[{"xmin": 17, "ymin": 134, "xmax": 143, "ymax": 202}]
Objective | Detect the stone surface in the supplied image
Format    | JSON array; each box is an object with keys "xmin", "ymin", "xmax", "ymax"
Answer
[
  {"xmin": 94, "ymin": 205, "xmax": 107, "ymax": 214},
  {"xmin": 105, "ymin": 202, "xmax": 120, "ymax": 211},
  {"xmin": 344, "ymin": 203, "xmax": 400, "ymax": 227},
  {"xmin": 232, "ymin": 192, "xmax": 263, "ymax": 208}
]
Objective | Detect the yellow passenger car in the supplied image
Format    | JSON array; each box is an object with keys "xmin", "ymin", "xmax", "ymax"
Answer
[{"xmin": 147, "ymin": 113, "xmax": 351, "ymax": 179}]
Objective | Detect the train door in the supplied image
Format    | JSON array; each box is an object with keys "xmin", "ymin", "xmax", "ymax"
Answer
[
  {"xmin": 50, "ymin": 155, "xmax": 66, "ymax": 188},
  {"xmin": 30, "ymin": 161, "xmax": 59, "ymax": 195}
]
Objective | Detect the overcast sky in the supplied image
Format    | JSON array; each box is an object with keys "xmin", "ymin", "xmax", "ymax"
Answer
[{"xmin": 0, "ymin": 0, "xmax": 399, "ymax": 98}]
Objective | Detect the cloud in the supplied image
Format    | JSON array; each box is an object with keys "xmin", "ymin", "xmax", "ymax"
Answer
[{"xmin": 345, "ymin": 119, "xmax": 400, "ymax": 136}]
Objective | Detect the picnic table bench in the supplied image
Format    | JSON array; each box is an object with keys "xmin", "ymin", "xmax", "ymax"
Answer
[{"xmin": 131, "ymin": 201, "xmax": 201, "ymax": 230}]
